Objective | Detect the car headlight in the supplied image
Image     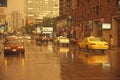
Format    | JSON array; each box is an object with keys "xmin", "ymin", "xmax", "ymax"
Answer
[{"xmin": 18, "ymin": 46, "xmax": 24, "ymax": 48}]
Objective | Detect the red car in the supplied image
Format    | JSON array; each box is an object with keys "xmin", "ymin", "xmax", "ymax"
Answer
[{"xmin": 4, "ymin": 39, "xmax": 25, "ymax": 55}]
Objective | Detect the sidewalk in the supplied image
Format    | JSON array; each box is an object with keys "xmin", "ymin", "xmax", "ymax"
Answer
[
  {"xmin": 0, "ymin": 39, "xmax": 4, "ymax": 53},
  {"xmin": 0, "ymin": 44, "xmax": 3, "ymax": 53},
  {"xmin": 109, "ymin": 47, "xmax": 120, "ymax": 51}
]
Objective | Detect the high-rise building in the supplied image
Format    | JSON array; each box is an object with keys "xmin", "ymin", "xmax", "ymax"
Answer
[
  {"xmin": 24, "ymin": 0, "xmax": 59, "ymax": 19},
  {"xmin": 59, "ymin": 0, "xmax": 72, "ymax": 17},
  {"xmin": 4, "ymin": 0, "xmax": 25, "ymax": 32},
  {"xmin": 0, "ymin": 0, "xmax": 7, "ymax": 7},
  {"xmin": 0, "ymin": 8, "xmax": 5, "ymax": 25},
  {"xmin": 58, "ymin": 0, "xmax": 77, "ymax": 28},
  {"xmin": 9, "ymin": 11, "xmax": 23, "ymax": 32}
]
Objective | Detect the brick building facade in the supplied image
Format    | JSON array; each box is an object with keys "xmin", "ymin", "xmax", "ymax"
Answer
[{"xmin": 72, "ymin": 0, "xmax": 120, "ymax": 47}]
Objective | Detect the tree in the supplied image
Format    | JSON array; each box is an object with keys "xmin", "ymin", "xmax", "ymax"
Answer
[{"xmin": 25, "ymin": 24, "xmax": 34, "ymax": 34}]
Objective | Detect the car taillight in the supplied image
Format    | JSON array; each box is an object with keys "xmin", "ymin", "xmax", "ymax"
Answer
[
  {"xmin": 18, "ymin": 46, "xmax": 24, "ymax": 48},
  {"xmin": 104, "ymin": 44, "xmax": 108, "ymax": 45},
  {"xmin": 5, "ymin": 47, "xmax": 11, "ymax": 49},
  {"xmin": 90, "ymin": 43, "xmax": 96, "ymax": 45}
]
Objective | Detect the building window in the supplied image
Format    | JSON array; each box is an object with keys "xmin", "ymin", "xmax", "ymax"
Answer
[
  {"xmin": 96, "ymin": 5, "xmax": 99, "ymax": 14},
  {"xmin": 88, "ymin": 0, "xmax": 90, "ymax": 3},
  {"xmin": 67, "ymin": 0, "xmax": 71, "ymax": 2},
  {"xmin": 77, "ymin": 0, "xmax": 80, "ymax": 7},
  {"xmin": 93, "ymin": 7, "xmax": 95, "ymax": 14},
  {"xmin": 87, "ymin": 9, "xmax": 91, "ymax": 16},
  {"xmin": 99, "ymin": 4, "xmax": 102, "ymax": 10},
  {"xmin": 0, "ymin": 0, "xmax": 7, "ymax": 7},
  {"xmin": 107, "ymin": 0, "xmax": 110, "ymax": 3}
]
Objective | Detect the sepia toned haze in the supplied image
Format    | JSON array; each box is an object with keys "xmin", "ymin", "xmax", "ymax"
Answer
[{"xmin": 4, "ymin": 0, "xmax": 24, "ymax": 19}]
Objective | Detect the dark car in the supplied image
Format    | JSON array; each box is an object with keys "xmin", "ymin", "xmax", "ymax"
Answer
[
  {"xmin": 4, "ymin": 39, "xmax": 25, "ymax": 55},
  {"xmin": 36, "ymin": 37, "xmax": 43, "ymax": 45}
]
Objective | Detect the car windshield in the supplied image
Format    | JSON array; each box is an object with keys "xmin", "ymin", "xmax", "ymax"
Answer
[
  {"xmin": 89, "ymin": 37, "xmax": 104, "ymax": 41},
  {"xmin": 59, "ymin": 37, "xmax": 67, "ymax": 39},
  {"xmin": 5, "ymin": 35, "xmax": 18, "ymax": 40},
  {"xmin": 6, "ymin": 40, "xmax": 22, "ymax": 44}
]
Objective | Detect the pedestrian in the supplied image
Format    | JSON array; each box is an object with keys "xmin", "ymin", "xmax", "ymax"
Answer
[{"xmin": 109, "ymin": 34, "xmax": 113, "ymax": 48}]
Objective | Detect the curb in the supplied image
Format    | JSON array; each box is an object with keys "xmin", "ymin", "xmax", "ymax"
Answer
[
  {"xmin": 0, "ymin": 44, "xmax": 4, "ymax": 54},
  {"xmin": 109, "ymin": 48, "xmax": 120, "ymax": 51}
]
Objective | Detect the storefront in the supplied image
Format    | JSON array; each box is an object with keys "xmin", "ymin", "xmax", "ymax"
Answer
[
  {"xmin": 112, "ymin": 15, "xmax": 120, "ymax": 47},
  {"xmin": 82, "ymin": 20, "xmax": 100, "ymax": 38}
]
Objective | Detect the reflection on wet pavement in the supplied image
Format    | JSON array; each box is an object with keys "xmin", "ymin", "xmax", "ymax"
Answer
[{"xmin": 0, "ymin": 42, "xmax": 120, "ymax": 80}]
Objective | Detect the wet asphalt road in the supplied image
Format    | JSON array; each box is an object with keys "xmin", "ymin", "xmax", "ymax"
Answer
[{"xmin": 0, "ymin": 40, "xmax": 120, "ymax": 80}]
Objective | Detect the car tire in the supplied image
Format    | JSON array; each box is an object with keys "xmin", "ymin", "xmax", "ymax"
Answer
[
  {"xmin": 86, "ymin": 45, "xmax": 89, "ymax": 51},
  {"xmin": 101, "ymin": 50, "xmax": 105, "ymax": 54},
  {"xmin": 22, "ymin": 52, "xmax": 25, "ymax": 54},
  {"xmin": 57, "ymin": 43, "xmax": 59, "ymax": 46},
  {"xmin": 4, "ymin": 52, "xmax": 9, "ymax": 56},
  {"xmin": 4, "ymin": 50, "xmax": 8, "ymax": 55},
  {"xmin": 21, "ymin": 50, "xmax": 25, "ymax": 54},
  {"xmin": 67, "ymin": 44, "xmax": 69, "ymax": 47}
]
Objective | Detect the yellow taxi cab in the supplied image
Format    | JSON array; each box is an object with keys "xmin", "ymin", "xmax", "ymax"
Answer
[
  {"xmin": 79, "ymin": 53, "xmax": 109, "ymax": 65},
  {"xmin": 78, "ymin": 36, "xmax": 109, "ymax": 51}
]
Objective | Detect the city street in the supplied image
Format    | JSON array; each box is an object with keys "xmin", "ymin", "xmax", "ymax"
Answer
[
  {"xmin": 0, "ymin": 40, "xmax": 120, "ymax": 80},
  {"xmin": 1, "ymin": 1, "xmax": 120, "ymax": 80}
]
